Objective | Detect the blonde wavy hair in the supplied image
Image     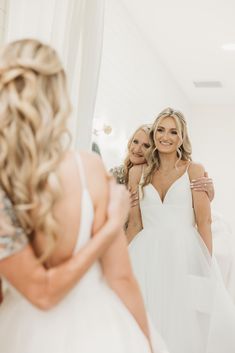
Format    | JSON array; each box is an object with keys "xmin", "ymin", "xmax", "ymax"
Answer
[
  {"xmin": 142, "ymin": 107, "xmax": 192, "ymax": 188},
  {"xmin": 123, "ymin": 124, "xmax": 151, "ymax": 185},
  {"xmin": 0, "ymin": 39, "xmax": 71, "ymax": 261}
]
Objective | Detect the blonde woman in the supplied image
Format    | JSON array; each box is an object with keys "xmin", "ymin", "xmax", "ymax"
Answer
[
  {"xmin": 127, "ymin": 108, "xmax": 235, "ymax": 353},
  {"xmin": 110, "ymin": 123, "xmax": 214, "ymax": 237},
  {"xmin": 111, "ymin": 124, "xmax": 213, "ymax": 194},
  {"xmin": 0, "ymin": 39, "xmax": 169, "ymax": 353},
  {"xmin": 110, "ymin": 124, "xmax": 152, "ymax": 185}
]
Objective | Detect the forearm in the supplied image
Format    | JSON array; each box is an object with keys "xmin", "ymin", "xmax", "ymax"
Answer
[
  {"xmin": 108, "ymin": 276, "xmax": 150, "ymax": 342},
  {"xmin": 189, "ymin": 164, "xmax": 213, "ymax": 256},
  {"xmin": 41, "ymin": 220, "xmax": 118, "ymax": 306},
  {"xmin": 125, "ymin": 222, "xmax": 143, "ymax": 244},
  {"xmin": 197, "ymin": 221, "xmax": 212, "ymax": 255},
  {"xmin": 125, "ymin": 208, "xmax": 143, "ymax": 244},
  {"xmin": 2, "ymin": 218, "xmax": 119, "ymax": 310},
  {"xmin": 101, "ymin": 231, "xmax": 151, "ymax": 347}
]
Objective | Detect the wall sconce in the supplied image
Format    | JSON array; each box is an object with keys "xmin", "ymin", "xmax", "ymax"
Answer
[{"xmin": 93, "ymin": 124, "xmax": 112, "ymax": 136}]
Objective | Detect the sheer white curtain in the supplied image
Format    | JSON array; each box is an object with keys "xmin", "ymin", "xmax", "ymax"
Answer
[
  {"xmin": 0, "ymin": 1, "xmax": 7, "ymax": 44},
  {"xmin": 5, "ymin": 0, "xmax": 105, "ymax": 149}
]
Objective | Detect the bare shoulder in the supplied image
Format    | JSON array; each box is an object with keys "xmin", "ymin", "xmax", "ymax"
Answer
[
  {"xmin": 57, "ymin": 150, "xmax": 107, "ymax": 206},
  {"xmin": 79, "ymin": 151, "xmax": 108, "ymax": 207},
  {"xmin": 188, "ymin": 161, "xmax": 205, "ymax": 181},
  {"xmin": 59, "ymin": 150, "xmax": 106, "ymax": 178},
  {"xmin": 79, "ymin": 150, "xmax": 107, "ymax": 185},
  {"xmin": 129, "ymin": 164, "xmax": 144, "ymax": 182},
  {"xmin": 79, "ymin": 150, "xmax": 106, "ymax": 174}
]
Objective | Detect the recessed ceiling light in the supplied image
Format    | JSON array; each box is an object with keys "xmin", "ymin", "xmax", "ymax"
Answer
[
  {"xmin": 222, "ymin": 43, "xmax": 235, "ymax": 51},
  {"xmin": 193, "ymin": 81, "xmax": 222, "ymax": 88}
]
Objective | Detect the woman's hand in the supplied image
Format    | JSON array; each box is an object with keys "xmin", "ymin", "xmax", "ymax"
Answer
[
  {"xmin": 190, "ymin": 172, "xmax": 214, "ymax": 202},
  {"xmin": 129, "ymin": 189, "xmax": 139, "ymax": 208}
]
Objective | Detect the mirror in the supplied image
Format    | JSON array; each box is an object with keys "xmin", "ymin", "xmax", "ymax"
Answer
[
  {"xmin": 91, "ymin": 3, "xmax": 235, "ymax": 345},
  {"xmin": 92, "ymin": 0, "xmax": 235, "ymax": 235}
]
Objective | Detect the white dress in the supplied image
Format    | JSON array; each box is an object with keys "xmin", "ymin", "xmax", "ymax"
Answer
[
  {"xmin": 129, "ymin": 169, "xmax": 235, "ymax": 353},
  {"xmin": 0, "ymin": 154, "xmax": 168, "ymax": 353},
  {"xmin": 212, "ymin": 211, "xmax": 235, "ymax": 302}
]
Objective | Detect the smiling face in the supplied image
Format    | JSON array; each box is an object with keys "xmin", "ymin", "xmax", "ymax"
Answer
[
  {"xmin": 129, "ymin": 129, "xmax": 150, "ymax": 165},
  {"xmin": 154, "ymin": 116, "xmax": 181, "ymax": 154}
]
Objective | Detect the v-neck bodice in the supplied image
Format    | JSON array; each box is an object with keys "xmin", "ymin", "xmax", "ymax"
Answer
[{"xmin": 139, "ymin": 171, "xmax": 196, "ymax": 230}]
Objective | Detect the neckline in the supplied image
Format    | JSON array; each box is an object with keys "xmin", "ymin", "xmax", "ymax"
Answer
[{"xmin": 148, "ymin": 166, "xmax": 190, "ymax": 204}]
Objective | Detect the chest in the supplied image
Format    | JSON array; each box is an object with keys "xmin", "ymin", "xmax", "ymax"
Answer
[{"xmin": 151, "ymin": 168, "xmax": 187, "ymax": 202}]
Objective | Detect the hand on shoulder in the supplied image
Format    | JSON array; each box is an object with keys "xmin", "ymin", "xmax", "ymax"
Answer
[{"xmin": 129, "ymin": 164, "xmax": 145, "ymax": 184}]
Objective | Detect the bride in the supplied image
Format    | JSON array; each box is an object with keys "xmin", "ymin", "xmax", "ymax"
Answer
[
  {"xmin": 127, "ymin": 107, "xmax": 235, "ymax": 353},
  {"xmin": 0, "ymin": 38, "xmax": 168, "ymax": 353}
]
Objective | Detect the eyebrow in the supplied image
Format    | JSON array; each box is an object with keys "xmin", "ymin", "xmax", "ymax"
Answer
[{"xmin": 157, "ymin": 125, "xmax": 177, "ymax": 130}]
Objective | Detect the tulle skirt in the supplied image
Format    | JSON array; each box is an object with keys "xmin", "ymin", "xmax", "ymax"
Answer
[
  {"xmin": 129, "ymin": 221, "xmax": 235, "ymax": 353},
  {"xmin": 0, "ymin": 267, "xmax": 168, "ymax": 353},
  {"xmin": 212, "ymin": 210, "xmax": 235, "ymax": 302}
]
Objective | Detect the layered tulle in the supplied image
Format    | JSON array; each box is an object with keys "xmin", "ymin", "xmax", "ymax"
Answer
[
  {"xmin": 212, "ymin": 210, "xmax": 235, "ymax": 302},
  {"xmin": 0, "ymin": 265, "xmax": 165, "ymax": 353},
  {"xmin": 129, "ymin": 173, "xmax": 235, "ymax": 353}
]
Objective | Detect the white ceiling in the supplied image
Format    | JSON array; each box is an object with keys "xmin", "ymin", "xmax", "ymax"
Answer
[{"xmin": 122, "ymin": 0, "xmax": 235, "ymax": 105}]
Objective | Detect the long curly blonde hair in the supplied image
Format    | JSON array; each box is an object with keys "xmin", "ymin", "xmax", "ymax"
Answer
[
  {"xmin": 142, "ymin": 108, "xmax": 192, "ymax": 187},
  {"xmin": 0, "ymin": 39, "xmax": 71, "ymax": 261},
  {"xmin": 123, "ymin": 124, "xmax": 151, "ymax": 185}
]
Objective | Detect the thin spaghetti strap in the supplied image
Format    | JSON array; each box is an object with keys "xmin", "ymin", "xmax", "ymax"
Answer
[
  {"xmin": 139, "ymin": 165, "xmax": 145, "ymax": 184},
  {"xmin": 138, "ymin": 165, "xmax": 145, "ymax": 200},
  {"xmin": 74, "ymin": 153, "xmax": 87, "ymax": 189}
]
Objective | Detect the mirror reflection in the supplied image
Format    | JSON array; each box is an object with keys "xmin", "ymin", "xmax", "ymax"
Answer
[{"xmin": 93, "ymin": 1, "xmax": 235, "ymax": 351}]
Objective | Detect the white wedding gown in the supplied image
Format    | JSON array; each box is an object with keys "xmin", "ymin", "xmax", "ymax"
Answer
[
  {"xmin": 129, "ymin": 169, "xmax": 235, "ymax": 353},
  {"xmin": 0, "ymin": 154, "xmax": 168, "ymax": 353},
  {"xmin": 212, "ymin": 211, "xmax": 235, "ymax": 302}
]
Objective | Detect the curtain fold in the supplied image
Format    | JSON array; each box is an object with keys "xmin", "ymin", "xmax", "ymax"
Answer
[{"xmin": 5, "ymin": 0, "xmax": 105, "ymax": 149}]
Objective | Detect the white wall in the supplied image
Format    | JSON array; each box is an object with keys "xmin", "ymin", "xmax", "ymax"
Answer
[
  {"xmin": 93, "ymin": 0, "xmax": 235, "ymax": 236},
  {"xmin": 190, "ymin": 104, "xmax": 235, "ymax": 233},
  {"xmin": 94, "ymin": 0, "xmax": 190, "ymax": 169}
]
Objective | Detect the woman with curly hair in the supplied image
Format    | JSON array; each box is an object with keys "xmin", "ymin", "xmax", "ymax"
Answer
[
  {"xmin": 110, "ymin": 123, "xmax": 214, "ymax": 239},
  {"xmin": 127, "ymin": 108, "xmax": 235, "ymax": 353},
  {"xmin": 111, "ymin": 124, "xmax": 152, "ymax": 185},
  {"xmin": 0, "ymin": 39, "xmax": 169, "ymax": 353}
]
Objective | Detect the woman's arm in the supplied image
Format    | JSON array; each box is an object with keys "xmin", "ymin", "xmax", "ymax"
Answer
[
  {"xmin": 102, "ymin": 231, "xmax": 151, "ymax": 346},
  {"xmin": 189, "ymin": 163, "xmax": 213, "ymax": 255},
  {"xmin": 125, "ymin": 165, "xmax": 143, "ymax": 244},
  {"xmin": 190, "ymin": 172, "xmax": 215, "ymax": 202},
  {"xmin": 0, "ymin": 174, "xmax": 129, "ymax": 310},
  {"xmin": 92, "ymin": 165, "xmax": 151, "ymax": 347}
]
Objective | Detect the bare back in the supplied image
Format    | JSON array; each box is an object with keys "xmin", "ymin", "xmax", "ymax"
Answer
[{"xmin": 33, "ymin": 151, "xmax": 108, "ymax": 267}]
